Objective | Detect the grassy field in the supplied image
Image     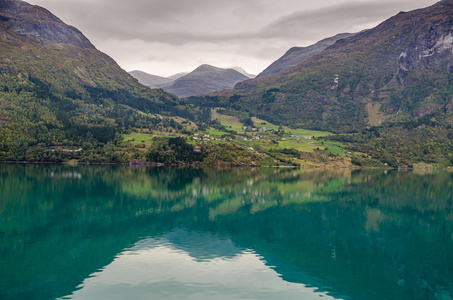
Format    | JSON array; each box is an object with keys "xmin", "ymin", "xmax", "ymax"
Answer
[
  {"xmin": 210, "ymin": 109, "xmax": 346, "ymax": 154},
  {"xmin": 284, "ymin": 128, "xmax": 332, "ymax": 138},
  {"xmin": 252, "ymin": 116, "xmax": 332, "ymax": 137},
  {"xmin": 276, "ymin": 139, "xmax": 320, "ymax": 152},
  {"xmin": 322, "ymin": 141, "xmax": 347, "ymax": 156},
  {"xmin": 211, "ymin": 110, "xmax": 246, "ymax": 134},
  {"xmin": 121, "ymin": 109, "xmax": 348, "ymax": 165},
  {"xmin": 205, "ymin": 128, "xmax": 227, "ymax": 136},
  {"xmin": 251, "ymin": 117, "xmax": 280, "ymax": 131},
  {"xmin": 123, "ymin": 132, "xmax": 156, "ymax": 145}
]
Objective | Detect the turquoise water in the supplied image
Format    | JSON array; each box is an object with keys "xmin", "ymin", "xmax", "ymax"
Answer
[{"xmin": 0, "ymin": 165, "xmax": 452, "ymax": 299}]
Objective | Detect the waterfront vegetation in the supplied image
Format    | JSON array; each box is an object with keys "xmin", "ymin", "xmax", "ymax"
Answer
[
  {"xmin": 2, "ymin": 71, "xmax": 453, "ymax": 169},
  {"xmin": 0, "ymin": 74, "xmax": 348, "ymax": 166},
  {"xmin": 2, "ymin": 58, "xmax": 453, "ymax": 168},
  {"xmin": 1, "ymin": 52, "xmax": 453, "ymax": 168}
]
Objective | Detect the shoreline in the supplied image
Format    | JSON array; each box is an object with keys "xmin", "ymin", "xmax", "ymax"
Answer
[{"xmin": 1, "ymin": 160, "xmax": 452, "ymax": 171}]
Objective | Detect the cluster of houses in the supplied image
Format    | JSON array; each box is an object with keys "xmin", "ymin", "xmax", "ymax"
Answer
[
  {"xmin": 243, "ymin": 126, "xmax": 274, "ymax": 132},
  {"xmin": 190, "ymin": 128, "xmax": 313, "ymax": 144},
  {"xmin": 48, "ymin": 147, "xmax": 83, "ymax": 152},
  {"xmin": 242, "ymin": 126, "xmax": 313, "ymax": 141},
  {"xmin": 191, "ymin": 133, "xmax": 232, "ymax": 142},
  {"xmin": 242, "ymin": 135, "xmax": 265, "ymax": 141}
]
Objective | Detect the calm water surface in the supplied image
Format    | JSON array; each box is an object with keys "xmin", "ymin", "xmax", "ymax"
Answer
[{"xmin": 0, "ymin": 165, "xmax": 452, "ymax": 300}]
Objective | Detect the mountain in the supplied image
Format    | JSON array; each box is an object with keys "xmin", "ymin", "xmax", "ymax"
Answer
[
  {"xmin": 231, "ymin": 66, "xmax": 256, "ymax": 78},
  {"xmin": 0, "ymin": 0, "xmax": 94, "ymax": 48},
  {"xmin": 209, "ymin": 0, "xmax": 453, "ymax": 132},
  {"xmin": 160, "ymin": 64, "xmax": 252, "ymax": 98},
  {"xmin": 129, "ymin": 65, "xmax": 252, "ymax": 98},
  {"xmin": 166, "ymin": 72, "xmax": 189, "ymax": 81},
  {"xmin": 128, "ymin": 70, "xmax": 187, "ymax": 88},
  {"xmin": 0, "ymin": 0, "xmax": 192, "ymax": 162},
  {"xmin": 256, "ymin": 33, "xmax": 356, "ymax": 78},
  {"xmin": 0, "ymin": 0, "xmax": 164, "ymax": 91}
]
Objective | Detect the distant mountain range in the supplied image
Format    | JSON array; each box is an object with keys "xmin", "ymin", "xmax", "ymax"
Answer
[
  {"xmin": 130, "ymin": 65, "xmax": 254, "ymax": 98},
  {"xmin": 130, "ymin": 31, "xmax": 357, "ymax": 98},
  {"xmin": 128, "ymin": 70, "xmax": 188, "ymax": 88}
]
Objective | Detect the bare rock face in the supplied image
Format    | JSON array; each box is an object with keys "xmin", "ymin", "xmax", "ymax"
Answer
[
  {"xmin": 0, "ymin": 0, "xmax": 94, "ymax": 48},
  {"xmin": 395, "ymin": 11, "xmax": 453, "ymax": 78}
]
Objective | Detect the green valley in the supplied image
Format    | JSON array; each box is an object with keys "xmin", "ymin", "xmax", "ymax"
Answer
[
  {"xmin": 118, "ymin": 109, "xmax": 351, "ymax": 167},
  {"xmin": 3, "ymin": 0, "xmax": 453, "ymax": 168}
]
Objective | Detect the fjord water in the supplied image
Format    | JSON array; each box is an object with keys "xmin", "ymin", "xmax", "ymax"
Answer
[{"xmin": 1, "ymin": 165, "xmax": 452, "ymax": 300}]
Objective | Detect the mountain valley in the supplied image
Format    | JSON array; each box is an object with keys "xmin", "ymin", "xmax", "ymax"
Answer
[{"xmin": 2, "ymin": 0, "xmax": 453, "ymax": 167}]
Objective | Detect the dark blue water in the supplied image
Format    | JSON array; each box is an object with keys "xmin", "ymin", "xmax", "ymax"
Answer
[{"xmin": 1, "ymin": 165, "xmax": 452, "ymax": 299}]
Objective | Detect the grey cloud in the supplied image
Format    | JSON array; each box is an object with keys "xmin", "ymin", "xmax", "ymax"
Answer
[
  {"xmin": 32, "ymin": 0, "xmax": 268, "ymax": 40},
  {"xmin": 259, "ymin": 0, "xmax": 438, "ymax": 41},
  {"xmin": 94, "ymin": 0, "xmax": 438, "ymax": 45},
  {"xmin": 26, "ymin": 0, "xmax": 313, "ymax": 44},
  {"xmin": 29, "ymin": 0, "xmax": 438, "ymax": 46},
  {"xmin": 26, "ymin": 0, "xmax": 440, "ymax": 75}
]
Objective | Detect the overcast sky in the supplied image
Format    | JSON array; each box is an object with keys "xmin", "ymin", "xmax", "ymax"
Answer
[{"xmin": 27, "ymin": 0, "xmax": 439, "ymax": 77}]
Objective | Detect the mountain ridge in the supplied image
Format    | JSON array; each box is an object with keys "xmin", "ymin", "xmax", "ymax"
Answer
[
  {"xmin": 0, "ymin": 0, "xmax": 94, "ymax": 48},
  {"xmin": 128, "ymin": 70, "xmax": 187, "ymax": 88},
  {"xmin": 256, "ymin": 32, "xmax": 356, "ymax": 78},
  {"xmin": 131, "ymin": 64, "xmax": 252, "ymax": 98},
  {"xmin": 221, "ymin": 0, "xmax": 453, "ymax": 132}
]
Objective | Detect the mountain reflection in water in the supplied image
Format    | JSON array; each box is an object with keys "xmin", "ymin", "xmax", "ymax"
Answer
[
  {"xmin": 0, "ymin": 165, "xmax": 452, "ymax": 300},
  {"xmin": 61, "ymin": 229, "xmax": 338, "ymax": 300}
]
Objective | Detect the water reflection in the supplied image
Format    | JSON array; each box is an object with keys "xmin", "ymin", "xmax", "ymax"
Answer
[
  {"xmin": 61, "ymin": 229, "xmax": 339, "ymax": 300},
  {"xmin": 0, "ymin": 165, "xmax": 452, "ymax": 299}
]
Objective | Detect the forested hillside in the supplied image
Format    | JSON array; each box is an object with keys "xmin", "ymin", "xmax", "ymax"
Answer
[
  {"xmin": 0, "ymin": 0, "xmax": 198, "ymax": 162},
  {"xmin": 195, "ymin": 0, "xmax": 453, "ymax": 133}
]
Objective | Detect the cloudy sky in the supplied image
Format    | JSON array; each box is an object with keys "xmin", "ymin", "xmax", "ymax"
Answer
[{"xmin": 27, "ymin": 0, "xmax": 439, "ymax": 77}]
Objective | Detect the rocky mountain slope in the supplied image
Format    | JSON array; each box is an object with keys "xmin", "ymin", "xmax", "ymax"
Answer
[
  {"xmin": 0, "ymin": 0, "xmax": 93, "ymax": 48},
  {"xmin": 257, "ymin": 33, "xmax": 356, "ymax": 78},
  {"xmin": 209, "ymin": 0, "xmax": 453, "ymax": 132},
  {"xmin": 0, "ymin": 0, "xmax": 155, "ymax": 91}
]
